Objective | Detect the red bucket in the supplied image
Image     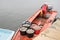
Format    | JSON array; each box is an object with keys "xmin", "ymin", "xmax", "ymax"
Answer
[{"xmin": 31, "ymin": 24, "xmax": 42, "ymax": 35}]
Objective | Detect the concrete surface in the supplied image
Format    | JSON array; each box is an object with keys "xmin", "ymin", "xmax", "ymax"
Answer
[{"xmin": 0, "ymin": 0, "xmax": 60, "ymax": 31}]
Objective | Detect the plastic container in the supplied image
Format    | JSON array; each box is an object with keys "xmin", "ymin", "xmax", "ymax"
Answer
[
  {"xmin": 22, "ymin": 21, "xmax": 31, "ymax": 28},
  {"xmin": 20, "ymin": 27, "xmax": 27, "ymax": 35},
  {"xmin": 31, "ymin": 24, "xmax": 42, "ymax": 34},
  {"xmin": 26, "ymin": 29, "xmax": 34, "ymax": 38}
]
